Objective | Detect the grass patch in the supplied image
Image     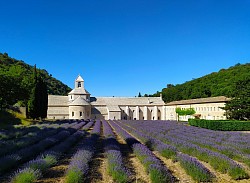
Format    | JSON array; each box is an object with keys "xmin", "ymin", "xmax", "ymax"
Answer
[
  {"xmin": 11, "ymin": 168, "xmax": 41, "ymax": 183},
  {"xmin": 64, "ymin": 169, "xmax": 84, "ymax": 183},
  {"xmin": 0, "ymin": 110, "xmax": 32, "ymax": 129}
]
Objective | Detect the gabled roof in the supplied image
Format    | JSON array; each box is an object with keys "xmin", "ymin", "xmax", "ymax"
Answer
[
  {"xmin": 75, "ymin": 75, "xmax": 84, "ymax": 82},
  {"xmin": 165, "ymin": 96, "xmax": 230, "ymax": 106},
  {"xmin": 69, "ymin": 96, "xmax": 90, "ymax": 106}
]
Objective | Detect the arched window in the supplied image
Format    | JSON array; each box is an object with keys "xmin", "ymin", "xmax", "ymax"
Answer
[{"xmin": 78, "ymin": 82, "xmax": 81, "ymax": 88}]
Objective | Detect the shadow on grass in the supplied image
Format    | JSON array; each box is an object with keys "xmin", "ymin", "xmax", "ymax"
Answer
[{"xmin": 0, "ymin": 110, "xmax": 22, "ymax": 129}]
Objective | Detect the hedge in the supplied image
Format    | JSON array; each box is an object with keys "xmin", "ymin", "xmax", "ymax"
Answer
[{"xmin": 188, "ymin": 119, "xmax": 250, "ymax": 131}]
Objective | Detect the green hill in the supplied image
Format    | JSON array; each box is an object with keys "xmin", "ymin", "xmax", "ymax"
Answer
[
  {"xmin": 150, "ymin": 63, "xmax": 250, "ymax": 103},
  {"xmin": 0, "ymin": 52, "xmax": 71, "ymax": 109}
]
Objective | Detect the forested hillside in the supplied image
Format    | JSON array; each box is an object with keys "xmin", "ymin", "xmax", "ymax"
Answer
[
  {"xmin": 150, "ymin": 63, "xmax": 250, "ymax": 103},
  {"xmin": 0, "ymin": 52, "xmax": 71, "ymax": 108}
]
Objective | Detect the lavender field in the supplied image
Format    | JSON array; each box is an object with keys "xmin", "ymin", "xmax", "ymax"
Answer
[{"xmin": 0, "ymin": 120, "xmax": 249, "ymax": 183}]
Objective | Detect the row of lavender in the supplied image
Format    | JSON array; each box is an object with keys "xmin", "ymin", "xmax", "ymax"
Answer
[
  {"xmin": 102, "ymin": 120, "xmax": 131, "ymax": 182},
  {"xmin": 108, "ymin": 120, "xmax": 174, "ymax": 183},
  {"xmin": 119, "ymin": 120, "xmax": 250, "ymax": 180},
  {"xmin": 113, "ymin": 120, "xmax": 215, "ymax": 182},
  {"xmin": 144, "ymin": 120, "xmax": 250, "ymax": 167},
  {"xmin": 0, "ymin": 122, "xmax": 80, "ymax": 158},
  {"xmin": 63, "ymin": 120, "xmax": 100, "ymax": 183},
  {"xmin": 0, "ymin": 120, "xmax": 78, "ymax": 141},
  {"xmin": 0, "ymin": 121, "xmax": 85, "ymax": 174},
  {"xmin": 0, "ymin": 120, "xmax": 95, "ymax": 183},
  {"xmin": 10, "ymin": 120, "xmax": 95, "ymax": 183}
]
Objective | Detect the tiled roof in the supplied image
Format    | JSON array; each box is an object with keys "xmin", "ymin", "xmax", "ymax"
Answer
[
  {"xmin": 90, "ymin": 97, "xmax": 164, "ymax": 106},
  {"xmin": 165, "ymin": 96, "xmax": 230, "ymax": 106},
  {"xmin": 48, "ymin": 95, "xmax": 68, "ymax": 106},
  {"xmin": 107, "ymin": 105, "xmax": 121, "ymax": 112},
  {"xmin": 69, "ymin": 96, "xmax": 90, "ymax": 106},
  {"xmin": 91, "ymin": 106, "xmax": 108, "ymax": 114},
  {"xmin": 68, "ymin": 88, "xmax": 90, "ymax": 95}
]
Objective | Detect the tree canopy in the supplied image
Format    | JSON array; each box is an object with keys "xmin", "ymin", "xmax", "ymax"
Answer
[
  {"xmin": 223, "ymin": 78, "xmax": 250, "ymax": 120},
  {"xmin": 0, "ymin": 52, "xmax": 71, "ymax": 109},
  {"xmin": 148, "ymin": 63, "xmax": 250, "ymax": 103},
  {"xmin": 175, "ymin": 107, "xmax": 196, "ymax": 121}
]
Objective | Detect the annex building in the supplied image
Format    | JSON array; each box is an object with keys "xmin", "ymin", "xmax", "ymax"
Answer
[{"xmin": 47, "ymin": 75, "xmax": 229, "ymax": 121}]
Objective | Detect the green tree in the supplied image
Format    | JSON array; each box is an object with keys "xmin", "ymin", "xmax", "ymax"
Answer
[
  {"xmin": 224, "ymin": 78, "xmax": 250, "ymax": 120},
  {"xmin": 175, "ymin": 107, "xmax": 196, "ymax": 121},
  {"xmin": 138, "ymin": 92, "xmax": 142, "ymax": 97},
  {"xmin": 146, "ymin": 63, "xmax": 250, "ymax": 103}
]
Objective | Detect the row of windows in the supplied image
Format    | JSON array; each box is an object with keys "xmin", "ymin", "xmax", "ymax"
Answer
[
  {"xmin": 179, "ymin": 115, "xmax": 224, "ymax": 119},
  {"xmin": 122, "ymin": 109, "xmax": 161, "ymax": 113},
  {"xmin": 122, "ymin": 116, "xmax": 161, "ymax": 120},
  {"xmin": 72, "ymin": 111, "xmax": 89, "ymax": 117},
  {"xmin": 195, "ymin": 107, "xmax": 222, "ymax": 112},
  {"xmin": 166, "ymin": 106, "xmax": 223, "ymax": 112}
]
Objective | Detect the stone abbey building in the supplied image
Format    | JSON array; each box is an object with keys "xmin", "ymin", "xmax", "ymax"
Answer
[
  {"xmin": 47, "ymin": 75, "xmax": 229, "ymax": 121},
  {"xmin": 47, "ymin": 75, "xmax": 166, "ymax": 120}
]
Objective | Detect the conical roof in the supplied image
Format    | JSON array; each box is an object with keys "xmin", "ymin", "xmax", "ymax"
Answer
[{"xmin": 69, "ymin": 96, "xmax": 90, "ymax": 106}]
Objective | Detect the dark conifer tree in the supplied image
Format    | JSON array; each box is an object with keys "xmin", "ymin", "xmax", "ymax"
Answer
[
  {"xmin": 28, "ymin": 65, "xmax": 38, "ymax": 119},
  {"xmin": 40, "ymin": 78, "xmax": 48, "ymax": 119}
]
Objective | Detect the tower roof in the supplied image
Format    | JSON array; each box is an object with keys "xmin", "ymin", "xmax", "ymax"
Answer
[
  {"xmin": 68, "ymin": 88, "xmax": 90, "ymax": 95},
  {"xmin": 69, "ymin": 96, "xmax": 90, "ymax": 106},
  {"xmin": 75, "ymin": 75, "xmax": 84, "ymax": 82}
]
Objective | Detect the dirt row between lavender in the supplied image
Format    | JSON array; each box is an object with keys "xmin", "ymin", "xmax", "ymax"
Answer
[
  {"xmin": 118, "ymin": 121, "xmax": 250, "ymax": 183},
  {"xmin": 13, "ymin": 120, "xmax": 249, "ymax": 183},
  {"xmin": 30, "ymin": 124, "xmax": 149, "ymax": 183}
]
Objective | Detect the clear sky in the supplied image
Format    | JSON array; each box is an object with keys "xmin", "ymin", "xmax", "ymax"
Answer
[{"xmin": 1, "ymin": 0, "xmax": 250, "ymax": 96}]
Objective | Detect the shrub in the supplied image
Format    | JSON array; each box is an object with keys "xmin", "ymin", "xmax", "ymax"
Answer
[{"xmin": 188, "ymin": 119, "xmax": 250, "ymax": 131}]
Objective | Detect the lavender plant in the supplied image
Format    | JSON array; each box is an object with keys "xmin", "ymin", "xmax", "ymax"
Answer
[
  {"xmin": 177, "ymin": 153, "xmax": 214, "ymax": 182},
  {"xmin": 120, "ymin": 120, "xmax": 250, "ymax": 180},
  {"xmin": 109, "ymin": 120, "xmax": 174, "ymax": 183},
  {"xmin": 103, "ymin": 120, "xmax": 131, "ymax": 182}
]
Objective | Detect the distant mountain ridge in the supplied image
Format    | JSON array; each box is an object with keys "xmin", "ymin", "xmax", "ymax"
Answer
[{"xmin": 150, "ymin": 63, "xmax": 250, "ymax": 103}]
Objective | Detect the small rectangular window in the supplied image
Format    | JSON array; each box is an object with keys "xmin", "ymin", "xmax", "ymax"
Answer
[
  {"xmin": 80, "ymin": 112, "xmax": 82, "ymax": 117},
  {"xmin": 72, "ymin": 112, "xmax": 74, "ymax": 117}
]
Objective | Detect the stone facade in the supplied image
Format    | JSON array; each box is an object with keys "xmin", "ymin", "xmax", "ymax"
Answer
[
  {"xmin": 47, "ymin": 75, "xmax": 165, "ymax": 120},
  {"xmin": 165, "ymin": 96, "xmax": 230, "ymax": 121},
  {"xmin": 47, "ymin": 75, "xmax": 229, "ymax": 121}
]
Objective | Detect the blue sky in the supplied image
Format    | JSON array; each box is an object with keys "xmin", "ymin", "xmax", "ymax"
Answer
[{"xmin": 1, "ymin": 0, "xmax": 250, "ymax": 96}]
